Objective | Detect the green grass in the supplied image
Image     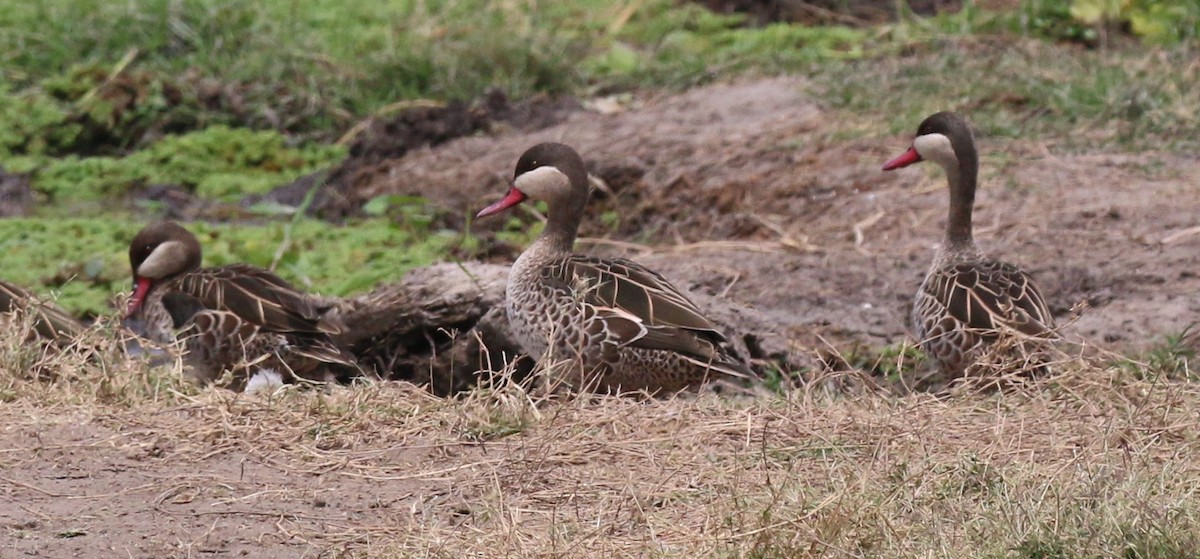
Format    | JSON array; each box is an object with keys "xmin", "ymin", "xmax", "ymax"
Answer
[
  {"xmin": 1120, "ymin": 328, "xmax": 1196, "ymax": 381},
  {"xmin": 815, "ymin": 34, "xmax": 1199, "ymax": 151},
  {"xmin": 1, "ymin": 1, "xmax": 581, "ymax": 134},
  {"xmin": 1, "ymin": 0, "xmax": 1193, "ymax": 157},
  {"xmin": 0, "ymin": 217, "xmax": 461, "ymax": 316},
  {"xmin": 2, "ymin": 0, "xmax": 1194, "ymax": 213},
  {"xmin": 0, "ymin": 0, "xmax": 870, "ymax": 219},
  {"xmin": 0, "ymin": 0, "xmax": 868, "ymax": 149}
]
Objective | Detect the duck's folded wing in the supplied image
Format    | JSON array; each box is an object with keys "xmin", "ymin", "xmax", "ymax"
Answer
[
  {"xmin": 175, "ymin": 265, "xmax": 336, "ymax": 335},
  {"xmin": 929, "ymin": 261, "xmax": 1056, "ymax": 339},
  {"xmin": 587, "ymin": 304, "xmax": 751, "ymax": 379},
  {"xmin": 549, "ymin": 256, "xmax": 749, "ymax": 376},
  {"xmin": 0, "ymin": 280, "xmax": 85, "ymax": 342},
  {"xmin": 555, "ymin": 255, "xmax": 723, "ymax": 337}
]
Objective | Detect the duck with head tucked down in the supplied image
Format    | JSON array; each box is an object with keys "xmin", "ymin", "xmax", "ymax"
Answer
[
  {"xmin": 125, "ymin": 221, "xmax": 361, "ymax": 390},
  {"xmin": 476, "ymin": 142, "xmax": 753, "ymax": 393},
  {"xmin": 883, "ymin": 111, "xmax": 1057, "ymax": 378}
]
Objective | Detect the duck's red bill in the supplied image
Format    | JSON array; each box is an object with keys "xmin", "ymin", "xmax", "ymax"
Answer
[
  {"xmin": 126, "ymin": 277, "xmax": 153, "ymax": 317},
  {"xmin": 476, "ymin": 187, "xmax": 527, "ymax": 218},
  {"xmin": 882, "ymin": 147, "xmax": 922, "ymax": 171}
]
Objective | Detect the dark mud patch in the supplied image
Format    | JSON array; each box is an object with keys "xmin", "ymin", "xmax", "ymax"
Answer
[
  {"xmin": 695, "ymin": 0, "xmax": 964, "ymax": 25},
  {"xmin": 0, "ymin": 168, "xmax": 33, "ymax": 217}
]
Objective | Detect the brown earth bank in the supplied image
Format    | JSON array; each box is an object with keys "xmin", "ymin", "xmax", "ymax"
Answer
[{"xmin": 326, "ymin": 76, "xmax": 1200, "ymax": 355}]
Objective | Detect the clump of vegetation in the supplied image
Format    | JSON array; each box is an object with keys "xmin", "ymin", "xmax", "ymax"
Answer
[
  {"xmin": 1119, "ymin": 328, "xmax": 1196, "ymax": 380},
  {"xmin": 834, "ymin": 341, "xmax": 926, "ymax": 383},
  {"xmin": 9, "ymin": 126, "xmax": 345, "ymax": 203},
  {"xmin": 593, "ymin": 3, "xmax": 866, "ymax": 87},
  {"xmin": 0, "ymin": 86, "xmax": 84, "ymax": 157},
  {"xmin": 896, "ymin": 0, "xmax": 1198, "ymax": 46},
  {"xmin": 1068, "ymin": 0, "xmax": 1200, "ymax": 44}
]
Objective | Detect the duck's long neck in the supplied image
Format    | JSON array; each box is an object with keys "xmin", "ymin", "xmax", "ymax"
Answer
[
  {"xmin": 944, "ymin": 152, "xmax": 978, "ymax": 249},
  {"xmin": 534, "ymin": 196, "xmax": 585, "ymax": 256}
]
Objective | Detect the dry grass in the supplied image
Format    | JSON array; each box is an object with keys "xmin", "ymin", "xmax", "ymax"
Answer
[{"xmin": 1, "ymin": 317, "xmax": 1198, "ymax": 558}]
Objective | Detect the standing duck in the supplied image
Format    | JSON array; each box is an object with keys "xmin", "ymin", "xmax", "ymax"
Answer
[
  {"xmin": 883, "ymin": 111, "xmax": 1056, "ymax": 377},
  {"xmin": 125, "ymin": 221, "xmax": 360, "ymax": 390},
  {"xmin": 476, "ymin": 142, "xmax": 752, "ymax": 393},
  {"xmin": 0, "ymin": 280, "xmax": 85, "ymax": 345}
]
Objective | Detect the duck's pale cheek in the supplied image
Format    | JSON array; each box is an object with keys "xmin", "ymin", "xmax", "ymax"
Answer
[
  {"xmin": 513, "ymin": 166, "xmax": 570, "ymax": 199},
  {"xmin": 914, "ymin": 133, "xmax": 957, "ymax": 167},
  {"xmin": 136, "ymin": 240, "xmax": 190, "ymax": 279}
]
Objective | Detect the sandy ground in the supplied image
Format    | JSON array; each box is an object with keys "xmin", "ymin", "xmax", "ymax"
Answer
[{"xmin": 2, "ymin": 76, "xmax": 1198, "ymax": 557}]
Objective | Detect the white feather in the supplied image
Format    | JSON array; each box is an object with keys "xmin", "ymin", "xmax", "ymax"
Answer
[
  {"xmin": 245, "ymin": 369, "xmax": 284, "ymax": 393},
  {"xmin": 514, "ymin": 166, "xmax": 570, "ymax": 200}
]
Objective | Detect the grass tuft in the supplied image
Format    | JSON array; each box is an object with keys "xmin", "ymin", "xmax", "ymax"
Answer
[{"xmin": 816, "ymin": 37, "xmax": 1200, "ymax": 150}]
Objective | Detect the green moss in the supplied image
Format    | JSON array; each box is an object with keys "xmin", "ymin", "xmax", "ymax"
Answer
[
  {"xmin": 24, "ymin": 126, "xmax": 345, "ymax": 202},
  {"xmin": 0, "ymin": 217, "xmax": 455, "ymax": 317},
  {"xmin": 33, "ymin": 156, "xmax": 130, "ymax": 201},
  {"xmin": 0, "ymin": 89, "xmax": 81, "ymax": 157}
]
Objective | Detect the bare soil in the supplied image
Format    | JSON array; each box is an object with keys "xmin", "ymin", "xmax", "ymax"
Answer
[{"xmin": 3, "ymin": 77, "xmax": 1198, "ymax": 557}]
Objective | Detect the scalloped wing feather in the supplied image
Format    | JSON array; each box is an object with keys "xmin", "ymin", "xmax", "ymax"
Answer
[
  {"xmin": 0, "ymin": 280, "xmax": 85, "ymax": 342},
  {"xmin": 928, "ymin": 261, "xmax": 1055, "ymax": 339},
  {"xmin": 175, "ymin": 265, "xmax": 337, "ymax": 335},
  {"xmin": 184, "ymin": 308, "xmax": 359, "ymax": 377},
  {"xmin": 542, "ymin": 256, "xmax": 749, "ymax": 378},
  {"xmin": 553, "ymin": 255, "xmax": 722, "ymax": 337}
]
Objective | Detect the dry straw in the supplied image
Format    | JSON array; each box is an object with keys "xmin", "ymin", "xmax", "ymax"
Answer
[{"xmin": 1, "ymin": 308, "xmax": 1197, "ymax": 557}]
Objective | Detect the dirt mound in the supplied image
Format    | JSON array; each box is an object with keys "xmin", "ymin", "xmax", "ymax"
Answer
[
  {"xmin": 335, "ymin": 76, "xmax": 1200, "ymax": 355},
  {"xmin": 341, "ymin": 77, "xmax": 839, "ymax": 239}
]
